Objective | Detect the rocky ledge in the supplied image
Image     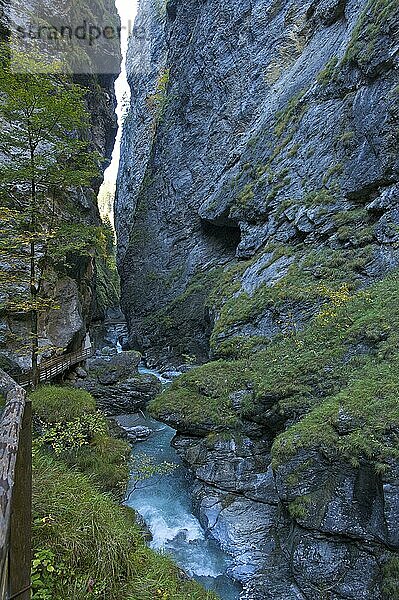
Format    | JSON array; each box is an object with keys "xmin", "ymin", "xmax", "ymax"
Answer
[{"xmin": 74, "ymin": 350, "xmax": 161, "ymax": 415}]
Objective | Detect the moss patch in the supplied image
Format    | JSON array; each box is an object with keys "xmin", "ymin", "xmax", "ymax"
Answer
[
  {"xmin": 152, "ymin": 270, "xmax": 399, "ymax": 471},
  {"xmin": 30, "ymin": 385, "xmax": 96, "ymax": 423},
  {"xmin": 209, "ymin": 242, "xmax": 374, "ymax": 352},
  {"xmin": 150, "ymin": 360, "xmax": 245, "ymax": 429},
  {"xmin": 382, "ymin": 556, "xmax": 399, "ymax": 600},
  {"xmin": 343, "ymin": 0, "xmax": 399, "ymax": 66}
]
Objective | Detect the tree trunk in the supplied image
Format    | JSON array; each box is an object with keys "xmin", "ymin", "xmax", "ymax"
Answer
[
  {"xmin": 30, "ymin": 294, "xmax": 39, "ymax": 388},
  {"xmin": 29, "ymin": 143, "xmax": 39, "ymax": 388}
]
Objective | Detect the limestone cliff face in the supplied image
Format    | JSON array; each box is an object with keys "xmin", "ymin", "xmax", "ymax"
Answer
[
  {"xmin": 118, "ymin": 1, "xmax": 399, "ymax": 598},
  {"xmin": 117, "ymin": 0, "xmax": 398, "ymax": 364},
  {"xmin": 0, "ymin": 0, "xmax": 121, "ymax": 371}
]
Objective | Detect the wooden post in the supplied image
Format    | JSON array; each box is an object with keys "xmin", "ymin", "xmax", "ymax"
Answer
[
  {"xmin": 0, "ymin": 370, "xmax": 31, "ymax": 600},
  {"xmin": 9, "ymin": 399, "xmax": 32, "ymax": 600}
]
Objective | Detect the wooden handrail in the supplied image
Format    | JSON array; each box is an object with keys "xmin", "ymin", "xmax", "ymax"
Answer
[
  {"xmin": 16, "ymin": 347, "xmax": 94, "ymax": 388},
  {"xmin": 0, "ymin": 369, "xmax": 31, "ymax": 600}
]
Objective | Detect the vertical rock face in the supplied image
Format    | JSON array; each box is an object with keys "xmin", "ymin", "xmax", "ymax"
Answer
[
  {"xmin": 0, "ymin": 1, "xmax": 121, "ymax": 370},
  {"xmin": 118, "ymin": 1, "xmax": 399, "ymax": 598},
  {"xmin": 117, "ymin": 0, "xmax": 398, "ymax": 364}
]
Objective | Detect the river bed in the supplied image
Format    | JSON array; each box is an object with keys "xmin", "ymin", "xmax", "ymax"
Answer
[{"xmin": 115, "ymin": 367, "xmax": 241, "ymax": 600}]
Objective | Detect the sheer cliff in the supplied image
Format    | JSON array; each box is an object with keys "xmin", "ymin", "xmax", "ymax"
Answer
[
  {"xmin": 0, "ymin": 0, "xmax": 121, "ymax": 373},
  {"xmin": 117, "ymin": 1, "xmax": 399, "ymax": 598}
]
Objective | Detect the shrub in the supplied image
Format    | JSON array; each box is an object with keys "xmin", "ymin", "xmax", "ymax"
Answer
[{"xmin": 31, "ymin": 386, "xmax": 131, "ymax": 497}]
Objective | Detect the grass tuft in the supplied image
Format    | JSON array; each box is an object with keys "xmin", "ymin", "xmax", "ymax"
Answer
[{"xmin": 30, "ymin": 385, "xmax": 96, "ymax": 423}]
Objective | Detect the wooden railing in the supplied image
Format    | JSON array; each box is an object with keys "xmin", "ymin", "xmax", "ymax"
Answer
[
  {"xmin": 16, "ymin": 347, "xmax": 94, "ymax": 388},
  {"xmin": 0, "ymin": 369, "xmax": 31, "ymax": 600}
]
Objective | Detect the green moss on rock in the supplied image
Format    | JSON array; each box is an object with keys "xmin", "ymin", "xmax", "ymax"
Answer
[
  {"xmin": 152, "ymin": 270, "xmax": 399, "ymax": 472},
  {"xmin": 149, "ymin": 360, "xmax": 244, "ymax": 430}
]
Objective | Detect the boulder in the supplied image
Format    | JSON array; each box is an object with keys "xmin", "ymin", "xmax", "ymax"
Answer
[
  {"xmin": 123, "ymin": 425, "xmax": 152, "ymax": 442},
  {"xmin": 75, "ymin": 351, "xmax": 161, "ymax": 415}
]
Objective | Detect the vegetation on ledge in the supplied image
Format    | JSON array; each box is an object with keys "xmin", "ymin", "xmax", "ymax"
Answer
[
  {"xmin": 150, "ymin": 360, "xmax": 244, "ymax": 429},
  {"xmin": 152, "ymin": 270, "xmax": 399, "ymax": 472}
]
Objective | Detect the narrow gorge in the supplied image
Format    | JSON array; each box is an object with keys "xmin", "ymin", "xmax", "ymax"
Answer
[
  {"xmin": 115, "ymin": 0, "xmax": 399, "ymax": 599},
  {"xmin": 0, "ymin": 0, "xmax": 398, "ymax": 599}
]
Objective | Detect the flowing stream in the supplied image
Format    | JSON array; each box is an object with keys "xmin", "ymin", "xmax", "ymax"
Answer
[{"xmin": 115, "ymin": 366, "xmax": 242, "ymax": 600}]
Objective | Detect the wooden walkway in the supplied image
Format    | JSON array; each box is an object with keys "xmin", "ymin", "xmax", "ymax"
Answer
[
  {"xmin": 16, "ymin": 347, "xmax": 94, "ymax": 388},
  {"xmin": 0, "ymin": 346, "xmax": 94, "ymax": 598}
]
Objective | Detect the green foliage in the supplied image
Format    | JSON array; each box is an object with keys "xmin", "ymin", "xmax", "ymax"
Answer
[
  {"xmin": 0, "ymin": 46, "xmax": 102, "ymax": 371},
  {"xmin": 0, "ymin": 46, "xmax": 100, "ymax": 191},
  {"xmin": 382, "ymin": 556, "xmax": 399, "ymax": 599},
  {"xmin": 150, "ymin": 360, "xmax": 245, "ymax": 428},
  {"xmin": 30, "ymin": 386, "xmax": 96, "ymax": 423},
  {"xmin": 272, "ymin": 356, "xmax": 399, "ymax": 468},
  {"xmin": 95, "ymin": 219, "xmax": 120, "ymax": 313},
  {"xmin": 208, "ymin": 240, "xmax": 374, "ymax": 352},
  {"xmin": 32, "ymin": 385, "xmax": 217, "ymax": 598},
  {"xmin": 322, "ymin": 162, "xmax": 344, "ymax": 185},
  {"xmin": 48, "ymin": 223, "xmax": 107, "ymax": 266},
  {"xmin": 147, "ymin": 68, "xmax": 171, "ymax": 132},
  {"xmin": 274, "ymin": 90, "xmax": 307, "ymax": 138},
  {"xmin": 288, "ymin": 495, "xmax": 311, "ymax": 520},
  {"xmin": 230, "ymin": 90, "xmax": 308, "ymax": 216},
  {"xmin": 32, "ymin": 548, "xmax": 69, "ymax": 600},
  {"xmin": 39, "ymin": 413, "xmax": 109, "ymax": 455},
  {"xmin": 96, "ymin": 257, "xmax": 120, "ymax": 312},
  {"xmin": 235, "ymin": 183, "xmax": 255, "ymax": 208},
  {"xmin": 214, "ymin": 335, "xmax": 270, "ymax": 360}
]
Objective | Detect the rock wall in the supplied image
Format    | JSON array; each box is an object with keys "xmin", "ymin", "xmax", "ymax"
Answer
[
  {"xmin": 117, "ymin": 0, "xmax": 398, "ymax": 364},
  {"xmin": 0, "ymin": 0, "xmax": 121, "ymax": 371},
  {"xmin": 117, "ymin": 1, "xmax": 399, "ymax": 598}
]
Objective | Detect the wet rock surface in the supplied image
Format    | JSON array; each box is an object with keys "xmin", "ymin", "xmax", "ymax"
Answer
[
  {"xmin": 75, "ymin": 351, "xmax": 162, "ymax": 415},
  {"xmin": 123, "ymin": 425, "xmax": 153, "ymax": 442},
  {"xmin": 117, "ymin": 0, "xmax": 399, "ymax": 362},
  {"xmin": 171, "ymin": 430, "xmax": 397, "ymax": 599}
]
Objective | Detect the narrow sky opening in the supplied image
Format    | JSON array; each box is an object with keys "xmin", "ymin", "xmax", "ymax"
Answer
[{"xmin": 98, "ymin": 0, "xmax": 138, "ymax": 223}]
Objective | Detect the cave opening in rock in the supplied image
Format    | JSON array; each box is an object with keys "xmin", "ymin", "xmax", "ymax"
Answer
[{"xmin": 200, "ymin": 219, "xmax": 241, "ymax": 252}]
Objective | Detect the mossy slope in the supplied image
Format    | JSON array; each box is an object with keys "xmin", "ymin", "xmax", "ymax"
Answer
[{"xmin": 150, "ymin": 270, "xmax": 399, "ymax": 471}]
